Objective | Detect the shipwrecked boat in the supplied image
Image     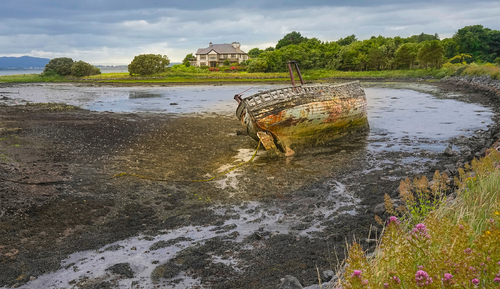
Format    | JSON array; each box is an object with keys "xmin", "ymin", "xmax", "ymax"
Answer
[{"xmin": 234, "ymin": 61, "xmax": 369, "ymax": 157}]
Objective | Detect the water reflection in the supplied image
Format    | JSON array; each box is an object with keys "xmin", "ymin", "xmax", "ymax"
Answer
[{"xmin": 128, "ymin": 91, "xmax": 163, "ymax": 99}]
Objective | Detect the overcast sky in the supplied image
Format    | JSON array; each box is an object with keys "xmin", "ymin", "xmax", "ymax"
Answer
[{"xmin": 1, "ymin": 0, "xmax": 499, "ymax": 65}]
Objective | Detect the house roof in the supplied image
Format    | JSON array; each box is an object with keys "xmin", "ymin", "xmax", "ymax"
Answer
[{"xmin": 196, "ymin": 43, "xmax": 247, "ymax": 55}]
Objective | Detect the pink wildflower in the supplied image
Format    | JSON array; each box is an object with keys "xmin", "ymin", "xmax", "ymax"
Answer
[
  {"xmin": 490, "ymin": 218, "xmax": 495, "ymax": 223},
  {"xmin": 351, "ymin": 270, "xmax": 362, "ymax": 278},
  {"xmin": 459, "ymin": 224, "xmax": 464, "ymax": 229},
  {"xmin": 412, "ymin": 223, "xmax": 430, "ymax": 239},
  {"xmin": 494, "ymin": 277, "xmax": 500, "ymax": 283},
  {"xmin": 388, "ymin": 216, "xmax": 400, "ymax": 224},
  {"xmin": 464, "ymin": 248, "xmax": 472, "ymax": 254},
  {"xmin": 442, "ymin": 273, "xmax": 453, "ymax": 285},
  {"xmin": 362, "ymin": 279, "xmax": 369, "ymax": 285},
  {"xmin": 384, "ymin": 283, "xmax": 388, "ymax": 288},
  {"xmin": 392, "ymin": 276, "xmax": 401, "ymax": 284},
  {"xmin": 471, "ymin": 278, "xmax": 480, "ymax": 286},
  {"xmin": 415, "ymin": 270, "xmax": 432, "ymax": 286}
]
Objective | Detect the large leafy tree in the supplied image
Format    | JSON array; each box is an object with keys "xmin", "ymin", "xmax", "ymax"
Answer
[
  {"xmin": 417, "ymin": 40, "xmax": 445, "ymax": 69},
  {"xmin": 128, "ymin": 54, "xmax": 170, "ymax": 76},
  {"xmin": 71, "ymin": 61, "xmax": 101, "ymax": 77},
  {"xmin": 182, "ymin": 53, "xmax": 194, "ymax": 67},
  {"xmin": 453, "ymin": 25, "xmax": 491, "ymax": 61},
  {"xmin": 43, "ymin": 57, "xmax": 74, "ymax": 76},
  {"xmin": 395, "ymin": 43, "xmax": 420, "ymax": 69},
  {"xmin": 275, "ymin": 31, "xmax": 307, "ymax": 50},
  {"xmin": 248, "ymin": 48, "xmax": 264, "ymax": 58},
  {"xmin": 337, "ymin": 35, "xmax": 357, "ymax": 46}
]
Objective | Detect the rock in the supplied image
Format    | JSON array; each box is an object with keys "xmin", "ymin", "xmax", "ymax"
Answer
[
  {"xmin": 444, "ymin": 164, "xmax": 457, "ymax": 175},
  {"xmin": 103, "ymin": 244, "xmax": 124, "ymax": 252},
  {"xmin": 322, "ymin": 270, "xmax": 334, "ymax": 282},
  {"xmin": 373, "ymin": 203, "xmax": 386, "ymax": 215},
  {"xmin": 392, "ymin": 199, "xmax": 404, "ymax": 209},
  {"xmin": 151, "ymin": 262, "xmax": 181, "ymax": 281},
  {"xmin": 443, "ymin": 144, "xmax": 455, "ymax": 157},
  {"xmin": 106, "ymin": 263, "xmax": 134, "ymax": 278},
  {"xmin": 366, "ymin": 249, "xmax": 380, "ymax": 259},
  {"xmin": 279, "ymin": 275, "xmax": 303, "ymax": 289}
]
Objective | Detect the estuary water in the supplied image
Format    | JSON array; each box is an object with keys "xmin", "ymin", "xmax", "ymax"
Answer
[{"xmin": 0, "ymin": 82, "xmax": 493, "ymax": 153}]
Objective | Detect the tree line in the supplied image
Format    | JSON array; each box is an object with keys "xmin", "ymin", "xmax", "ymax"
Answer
[{"xmin": 245, "ymin": 25, "xmax": 500, "ymax": 72}]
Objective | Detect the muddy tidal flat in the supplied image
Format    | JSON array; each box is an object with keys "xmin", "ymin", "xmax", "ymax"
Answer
[{"xmin": 0, "ymin": 81, "xmax": 499, "ymax": 288}]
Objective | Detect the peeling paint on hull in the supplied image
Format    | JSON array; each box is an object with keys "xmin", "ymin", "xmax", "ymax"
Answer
[{"xmin": 236, "ymin": 81, "xmax": 369, "ymax": 156}]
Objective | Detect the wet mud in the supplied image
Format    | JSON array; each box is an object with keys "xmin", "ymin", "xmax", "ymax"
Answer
[{"xmin": 0, "ymin": 81, "xmax": 499, "ymax": 288}]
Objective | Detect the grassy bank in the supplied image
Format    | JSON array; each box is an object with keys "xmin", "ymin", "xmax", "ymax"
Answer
[
  {"xmin": 1, "ymin": 63, "xmax": 499, "ymax": 84},
  {"xmin": 341, "ymin": 150, "xmax": 500, "ymax": 288}
]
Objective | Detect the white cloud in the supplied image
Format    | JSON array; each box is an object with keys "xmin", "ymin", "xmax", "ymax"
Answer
[{"xmin": 121, "ymin": 20, "xmax": 149, "ymax": 27}]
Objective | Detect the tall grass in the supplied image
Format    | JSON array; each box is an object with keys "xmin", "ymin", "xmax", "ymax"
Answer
[
  {"xmin": 1, "ymin": 63, "xmax": 499, "ymax": 83},
  {"xmin": 341, "ymin": 150, "xmax": 500, "ymax": 288},
  {"xmin": 0, "ymin": 73, "xmax": 68, "ymax": 83}
]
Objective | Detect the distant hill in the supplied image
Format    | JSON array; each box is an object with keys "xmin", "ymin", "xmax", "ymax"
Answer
[{"xmin": 0, "ymin": 56, "xmax": 50, "ymax": 69}]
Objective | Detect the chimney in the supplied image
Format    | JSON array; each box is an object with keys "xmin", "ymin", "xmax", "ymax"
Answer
[
  {"xmin": 209, "ymin": 42, "xmax": 213, "ymax": 46},
  {"xmin": 231, "ymin": 42, "xmax": 240, "ymax": 49}
]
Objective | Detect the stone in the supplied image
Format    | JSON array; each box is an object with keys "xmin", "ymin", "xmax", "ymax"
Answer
[
  {"xmin": 105, "ymin": 263, "xmax": 134, "ymax": 278},
  {"xmin": 279, "ymin": 275, "xmax": 303, "ymax": 289},
  {"xmin": 322, "ymin": 270, "xmax": 334, "ymax": 282},
  {"xmin": 443, "ymin": 144, "xmax": 455, "ymax": 156},
  {"xmin": 444, "ymin": 164, "xmax": 458, "ymax": 175},
  {"xmin": 373, "ymin": 203, "xmax": 386, "ymax": 215}
]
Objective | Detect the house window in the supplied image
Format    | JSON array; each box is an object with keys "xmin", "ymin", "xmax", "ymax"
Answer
[
  {"xmin": 200, "ymin": 62, "xmax": 206, "ymax": 66},
  {"xmin": 200, "ymin": 55, "xmax": 206, "ymax": 60},
  {"xmin": 209, "ymin": 56, "xmax": 217, "ymax": 60},
  {"xmin": 231, "ymin": 54, "xmax": 236, "ymax": 58}
]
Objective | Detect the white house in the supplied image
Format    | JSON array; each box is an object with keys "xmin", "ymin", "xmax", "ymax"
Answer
[{"xmin": 191, "ymin": 42, "xmax": 248, "ymax": 67}]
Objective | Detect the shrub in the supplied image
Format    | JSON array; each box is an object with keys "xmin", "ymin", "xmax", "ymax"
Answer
[
  {"xmin": 128, "ymin": 54, "xmax": 170, "ymax": 76},
  {"xmin": 247, "ymin": 59, "xmax": 268, "ymax": 72},
  {"xmin": 435, "ymin": 71, "xmax": 447, "ymax": 79},
  {"xmin": 44, "ymin": 57, "xmax": 74, "ymax": 76},
  {"xmin": 71, "ymin": 61, "xmax": 101, "ymax": 77}
]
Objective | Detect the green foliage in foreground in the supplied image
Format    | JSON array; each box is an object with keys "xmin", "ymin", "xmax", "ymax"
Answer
[{"xmin": 342, "ymin": 151, "xmax": 500, "ymax": 288}]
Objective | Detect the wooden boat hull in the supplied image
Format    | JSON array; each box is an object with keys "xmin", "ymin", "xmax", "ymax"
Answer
[{"xmin": 236, "ymin": 81, "xmax": 368, "ymax": 157}]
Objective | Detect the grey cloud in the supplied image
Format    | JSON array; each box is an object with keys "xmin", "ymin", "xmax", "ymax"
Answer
[{"xmin": 1, "ymin": 1, "xmax": 499, "ymax": 65}]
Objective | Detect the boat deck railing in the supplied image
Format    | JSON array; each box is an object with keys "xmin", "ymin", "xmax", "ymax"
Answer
[{"xmin": 244, "ymin": 81, "xmax": 362, "ymax": 109}]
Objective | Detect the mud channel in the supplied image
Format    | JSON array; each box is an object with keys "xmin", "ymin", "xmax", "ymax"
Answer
[{"xmin": 1, "ymin": 81, "xmax": 499, "ymax": 289}]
